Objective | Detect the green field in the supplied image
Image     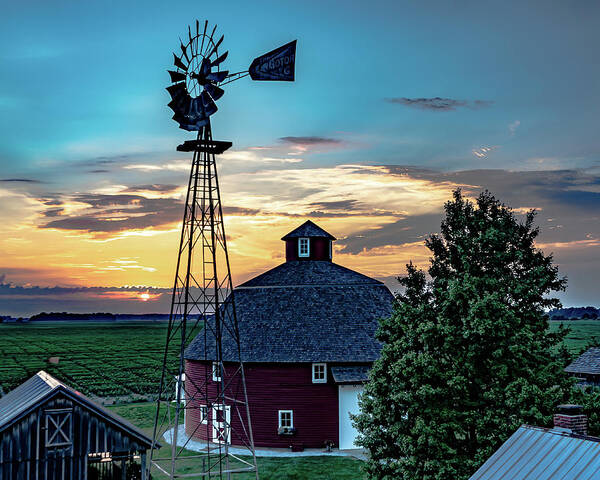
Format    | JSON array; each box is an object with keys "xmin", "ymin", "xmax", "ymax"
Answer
[
  {"xmin": 2, "ymin": 319, "xmax": 599, "ymax": 479},
  {"xmin": 1, "ymin": 320, "xmax": 600, "ymax": 399},
  {"xmin": 0, "ymin": 322, "xmax": 201, "ymax": 398},
  {"xmin": 108, "ymin": 402, "xmax": 366, "ymax": 480},
  {"xmin": 549, "ymin": 320, "xmax": 600, "ymax": 354}
]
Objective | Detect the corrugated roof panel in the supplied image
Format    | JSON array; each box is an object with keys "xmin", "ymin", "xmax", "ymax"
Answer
[
  {"xmin": 469, "ymin": 426, "xmax": 600, "ymax": 480},
  {"xmin": 0, "ymin": 372, "xmax": 53, "ymax": 429}
]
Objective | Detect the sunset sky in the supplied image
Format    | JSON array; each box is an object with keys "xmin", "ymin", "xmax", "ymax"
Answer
[{"xmin": 1, "ymin": 0, "xmax": 599, "ymax": 316}]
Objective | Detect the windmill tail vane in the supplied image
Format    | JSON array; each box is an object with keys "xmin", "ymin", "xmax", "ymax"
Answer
[{"xmin": 151, "ymin": 20, "xmax": 296, "ymax": 480}]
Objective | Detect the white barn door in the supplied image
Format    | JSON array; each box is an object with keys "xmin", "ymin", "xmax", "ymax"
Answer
[
  {"xmin": 212, "ymin": 405, "xmax": 231, "ymax": 444},
  {"xmin": 338, "ymin": 385, "xmax": 363, "ymax": 449}
]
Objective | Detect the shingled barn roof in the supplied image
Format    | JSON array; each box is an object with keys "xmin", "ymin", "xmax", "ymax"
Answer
[
  {"xmin": 185, "ymin": 260, "xmax": 394, "ymax": 363},
  {"xmin": 565, "ymin": 347, "xmax": 600, "ymax": 375},
  {"xmin": 281, "ymin": 220, "xmax": 336, "ymax": 240}
]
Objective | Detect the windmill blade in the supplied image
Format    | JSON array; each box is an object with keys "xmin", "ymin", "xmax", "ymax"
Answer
[
  {"xmin": 200, "ymin": 91, "xmax": 218, "ymax": 116},
  {"xmin": 206, "ymin": 70, "xmax": 228, "ymax": 83},
  {"xmin": 188, "ymin": 25, "xmax": 193, "ymax": 44},
  {"xmin": 180, "ymin": 41, "xmax": 190, "ymax": 63},
  {"xmin": 210, "ymin": 50, "xmax": 228, "ymax": 68},
  {"xmin": 207, "ymin": 35, "xmax": 224, "ymax": 59},
  {"xmin": 204, "ymin": 24, "xmax": 217, "ymax": 57},
  {"xmin": 168, "ymin": 91, "xmax": 190, "ymax": 110},
  {"xmin": 173, "ymin": 53, "xmax": 188, "ymax": 71},
  {"xmin": 204, "ymin": 83, "xmax": 224, "ymax": 101},
  {"xmin": 168, "ymin": 100, "xmax": 185, "ymax": 113},
  {"xmin": 199, "ymin": 20, "xmax": 208, "ymax": 53},
  {"xmin": 168, "ymin": 70, "xmax": 187, "ymax": 83},
  {"xmin": 200, "ymin": 57, "xmax": 211, "ymax": 76},
  {"xmin": 166, "ymin": 83, "xmax": 188, "ymax": 102},
  {"xmin": 189, "ymin": 97, "xmax": 207, "ymax": 119},
  {"xmin": 196, "ymin": 19, "xmax": 199, "ymax": 36}
]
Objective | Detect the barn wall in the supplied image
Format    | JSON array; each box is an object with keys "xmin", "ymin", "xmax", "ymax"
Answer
[
  {"xmin": 0, "ymin": 391, "xmax": 147, "ymax": 480},
  {"xmin": 185, "ymin": 360, "xmax": 340, "ymax": 448}
]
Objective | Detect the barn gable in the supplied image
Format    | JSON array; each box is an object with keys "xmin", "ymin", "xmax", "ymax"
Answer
[
  {"xmin": 0, "ymin": 371, "xmax": 156, "ymax": 480},
  {"xmin": 0, "ymin": 371, "xmax": 153, "ymax": 446}
]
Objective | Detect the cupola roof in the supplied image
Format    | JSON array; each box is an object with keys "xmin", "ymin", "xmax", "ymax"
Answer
[{"xmin": 281, "ymin": 220, "xmax": 336, "ymax": 240}]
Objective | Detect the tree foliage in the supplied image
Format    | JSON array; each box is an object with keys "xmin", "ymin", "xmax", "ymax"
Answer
[{"xmin": 354, "ymin": 189, "xmax": 573, "ymax": 480}]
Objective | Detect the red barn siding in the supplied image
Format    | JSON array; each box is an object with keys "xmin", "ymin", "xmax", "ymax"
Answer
[
  {"xmin": 185, "ymin": 360, "xmax": 339, "ymax": 448},
  {"xmin": 285, "ymin": 238, "xmax": 331, "ymax": 262}
]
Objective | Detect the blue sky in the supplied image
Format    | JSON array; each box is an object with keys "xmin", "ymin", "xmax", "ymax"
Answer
[{"xmin": 1, "ymin": 1, "xmax": 599, "ymax": 315}]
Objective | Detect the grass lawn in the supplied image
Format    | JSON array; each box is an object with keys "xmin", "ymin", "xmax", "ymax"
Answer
[{"xmin": 108, "ymin": 402, "xmax": 366, "ymax": 480}]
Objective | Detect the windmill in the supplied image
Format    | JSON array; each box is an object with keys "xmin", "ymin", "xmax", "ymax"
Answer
[{"xmin": 149, "ymin": 21, "xmax": 296, "ymax": 479}]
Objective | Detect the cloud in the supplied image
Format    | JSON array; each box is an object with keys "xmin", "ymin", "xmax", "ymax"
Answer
[
  {"xmin": 472, "ymin": 146, "xmax": 499, "ymax": 158},
  {"xmin": 385, "ymin": 97, "xmax": 493, "ymax": 111},
  {"xmin": 124, "ymin": 184, "xmax": 179, "ymax": 193},
  {"xmin": 509, "ymin": 120, "xmax": 521, "ymax": 136},
  {"xmin": 0, "ymin": 280, "xmax": 170, "ymax": 297},
  {"xmin": 279, "ymin": 136, "xmax": 342, "ymax": 146},
  {"xmin": 222, "ymin": 206, "xmax": 262, "ymax": 216},
  {"xmin": 39, "ymin": 193, "xmax": 183, "ymax": 234},
  {"xmin": 42, "ymin": 208, "xmax": 64, "ymax": 217},
  {"xmin": 0, "ymin": 178, "xmax": 42, "ymax": 183},
  {"xmin": 220, "ymin": 150, "xmax": 303, "ymax": 164}
]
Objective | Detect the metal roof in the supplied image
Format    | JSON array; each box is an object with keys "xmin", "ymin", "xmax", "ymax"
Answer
[
  {"xmin": 331, "ymin": 366, "xmax": 370, "ymax": 384},
  {"xmin": 281, "ymin": 220, "xmax": 336, "ymax": 240},
  {"xmin": 0, "ymin": 371, "xmax": 59, "ymax": 429},
  {"xmin": 565, "ymin": 347, "xmax": 600, "ymax": 375},
  {"xmin": 0, "ymin": 371, "xmax": 156, "ymax": 447},
  {"xmin": 469, "ymin": 425, "xmax": 600, "ymax": 480}
]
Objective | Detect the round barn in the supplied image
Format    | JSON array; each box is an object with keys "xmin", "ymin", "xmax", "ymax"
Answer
[{"xmin": 184, "ymin": 220, "xmax": 394, "ymax": 450}]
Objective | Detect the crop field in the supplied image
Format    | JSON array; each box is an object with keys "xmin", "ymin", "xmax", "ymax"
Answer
[
  {"xmin": 0, "ymin": 322, "xmax": 200, "ymax": 398},
  {"xmin": 1, "ymin": 320, "xmax": 599, "ymax": 400},
  {"xmin": 548, "ymin": 320, "xmax": 600, "ymax": 354}
]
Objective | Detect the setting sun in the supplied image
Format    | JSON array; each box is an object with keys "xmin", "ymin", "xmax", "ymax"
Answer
[{"xmin": 139, "ymin": 293, "xmax": 151, "ymax": 302}]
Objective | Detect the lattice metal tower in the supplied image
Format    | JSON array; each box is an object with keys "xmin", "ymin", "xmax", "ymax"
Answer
[{"xmin": 149, "ymin": 20, "xmax": 296, "ymax": 479}]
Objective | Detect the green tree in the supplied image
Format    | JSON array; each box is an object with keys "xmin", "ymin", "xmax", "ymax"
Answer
[{"xmin": 354, "ymin": 189, "xmax": 573, "ymax": 480}]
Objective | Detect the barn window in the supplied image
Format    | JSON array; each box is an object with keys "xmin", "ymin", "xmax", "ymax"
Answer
[
  {"xmin": 298, "ymin": 238, "xmax": 310, "ymax": 257},
  {"xmin": 212, "ymin": 362, "xmax": 222, "ymax": 382},
  {"xmin": 45, "ymin": 408, "xmax": 72, "ymax": 448},
  {"xmin": 278, "ymin": 410, "xmax": 293, "ymax": 429},
  {"xmin": 200, "ymin": 405, "xmax": 208, "ymax": 424},
  {"xmin": 312, "ymin": 363, "xmax": 327, "ymax": 383}
]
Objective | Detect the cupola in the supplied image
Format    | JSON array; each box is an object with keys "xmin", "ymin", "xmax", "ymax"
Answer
[{"xmin": 281, "ymin": 220, "xmax": 336, "ymax": 262}]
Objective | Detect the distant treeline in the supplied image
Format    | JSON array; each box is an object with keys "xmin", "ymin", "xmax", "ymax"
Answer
[
  {"xmin": 549, "ymin": 306, "xmax": 600, "ymax": 320},
  {"xmin": 0, "ymin": 312, "xmax": 171, "ymax": 323}
]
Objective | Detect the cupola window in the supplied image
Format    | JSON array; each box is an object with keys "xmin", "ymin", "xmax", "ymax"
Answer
[{"xmin": 298, "ymin": 237, "xmax": 310, "ymax": 257}]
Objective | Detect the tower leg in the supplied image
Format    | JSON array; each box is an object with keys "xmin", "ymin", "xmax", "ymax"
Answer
[{"xmin": 150, "ymin": 123, "xmax": 258, "ymax": 479}]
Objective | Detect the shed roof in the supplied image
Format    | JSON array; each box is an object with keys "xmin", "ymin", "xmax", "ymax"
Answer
[
  {"xmin": 185, "ymin": 260, "xmax": 393, "ymax": 363},
  {"xmin": 469, "ymin": 425, "xmax": 600, "ymax": 480},
  {"xmin": 0, "ymin": 371, "xmax": 156, "ymax": 448},
  {"xmin": 281, "ymin": 220, "xmax": 336, "ymax": 240},
  {"xmin": 565, "ymin": 347, "xmax": 600, "ymax": 375},
  {"xmin": 331, "ymin": 366, "xmax": 370, "ymax": 384}
]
